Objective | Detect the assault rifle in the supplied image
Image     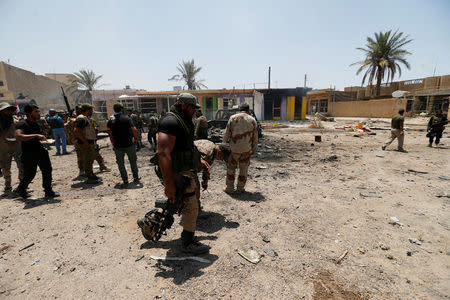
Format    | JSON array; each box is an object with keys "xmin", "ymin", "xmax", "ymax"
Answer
[
  {"xmin": 137, "ymin": 174, "xmax": 191, "ymax": 242},
  {"xmin": 61, "ymin": 87, "xmax": 73, "ymax": 117}
]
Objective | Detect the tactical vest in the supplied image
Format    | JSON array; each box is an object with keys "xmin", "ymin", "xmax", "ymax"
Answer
[{"xmin": 165, "ymin": 110, "xmax": 201, "ymax": 173}]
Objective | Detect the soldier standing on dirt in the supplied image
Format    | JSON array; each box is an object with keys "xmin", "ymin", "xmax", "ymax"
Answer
[
  {"xmin": 157, "ymin": 93, "xmax": 210, "ymax": 255},
  {"xmin": 0, "ymin": 102, "xmax": 23, "ymax": 195},
  {"xmin": 147, "ymin": 113, "xmax": 158, "ymax": 152},
  {"xmin": 382, "ymin": 109, "xmax": 407, "ymax": 153},
  {"xmin": 427, "ymin": 110, "xmax": 448, "ymax": 147},
  {"xmin": 222, "ymin": 103, "xmax": 258, "ymax": 194},
  {"xmin": 194, "ymin": 109, "xmax": 208, "ymax": 140},
  {"xmin": 74, "ymin": 104, "xmax": 100, "ymax": 184}
]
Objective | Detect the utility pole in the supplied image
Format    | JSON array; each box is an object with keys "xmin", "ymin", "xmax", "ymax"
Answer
[
  {"xmin": 268, "ymin": 66, "xmax": 271, "ymax": 90},
  {"xmin": 304, "ymin": 74, "xmax": 307, "ymax": 89}
]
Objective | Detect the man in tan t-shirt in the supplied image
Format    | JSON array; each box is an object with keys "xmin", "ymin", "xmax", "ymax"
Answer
[
  {"xmin": 382, "ymin": 109, "xmax": 407, "ymax": 152},
  {"xmin": 74, "ymin": 104, "xmax": 99, "ymax": 183},
  {"xmin": 222, "ymin": 103, "xmax": 258, "ymax": 193}
]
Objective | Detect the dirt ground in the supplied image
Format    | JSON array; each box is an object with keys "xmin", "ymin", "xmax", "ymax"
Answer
[{"xmin": 1, "ymin": 117, "xmax": 449, "ymax": 299}]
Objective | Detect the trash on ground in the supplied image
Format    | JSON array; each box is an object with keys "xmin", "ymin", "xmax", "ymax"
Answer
[
  {"xmin": 18, "ymin": 243, "xmax": 35, "ymax": 252},
  {"xmin": 438, "ymin": 176, "xmax": 450, "ymax": 180},
  {"xmin": 256, "ymin": 166, "xmax": 268, "ymax": 170},
  {"xmin": 335, "ymin": 250, "xmax": 348, "ymax": 264},
  {"xmin": 380, "ymin": 244, "xmax": 390, "ymax": 250},
  {"xmin": 389, "ymin": 217, "xmax": 403, "ymax": 226},
  {"xmin": 408, "ymin": 238, "xmax": 422, "ymax": 245},
  {"xmin": 407, "ymin": 169, "xmax": 428, "ymax": 174},
  {"xmin": 149, "ymin": 255, "xmax": 211, "ymax": 264},
  {"xmin": 262, "ymin": 236, "xmax": 270, "ymax": 243},
  {"xmin": 360, "ymin": 192, "xmax": 382, "ymax": 198},
  {"xmin": 263, "ymin": 248, "xmax": 278, "ymax": 257},
  {"xmin": 237, "ymin": 246, "xmax": 262, "ymax": 264},
  {"xmin": 436, "ymin": 191, "xmax": 450, "ymax": 198}
]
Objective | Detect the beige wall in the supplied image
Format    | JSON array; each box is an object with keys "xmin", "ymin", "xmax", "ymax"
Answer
[
  {"xmin": 45, "ymin": 73, "xmax": 76, "ymax": 86},
  {"xmin": 0, "ymin": 62, "xmax": 75, "ymax": 112},
  {"xmin": 331, "ymin": 98, "xmax": 408, "ymax": 118}
]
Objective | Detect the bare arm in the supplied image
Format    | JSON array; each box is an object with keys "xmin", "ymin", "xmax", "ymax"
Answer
[
  {"xmin": 131, "ymin": 126, "xmax": 138, "ymax": 143},
  {"xmin": 15, "ymin": 129, "xmax": 46, "ymax": 142},
  {"xmin": 107, "ymin": 128, "xmax": 114, "ymax": 147},
  {"xmin": 158, "ymin": 132, "xmax": 176, "ymax": 202}
]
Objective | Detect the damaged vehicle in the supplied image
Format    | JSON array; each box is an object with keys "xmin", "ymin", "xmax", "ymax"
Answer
[{"xmin": 208, "ymin": 107, "xmax": 263, "ymax": 143}]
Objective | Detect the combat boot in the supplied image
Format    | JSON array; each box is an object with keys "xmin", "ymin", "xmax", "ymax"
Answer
[{"xmin": 181, "ymin": 230, "xmax": 210, "ymax": 255}]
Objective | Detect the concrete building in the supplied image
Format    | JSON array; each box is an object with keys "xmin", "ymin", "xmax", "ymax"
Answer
[
  {"xmin": 307, "ymin": 75, "xmax": 450, "ymax": 117},
  {"xmin": 0, "ymin": 61, "xmax": 76, "ymax": 112}
]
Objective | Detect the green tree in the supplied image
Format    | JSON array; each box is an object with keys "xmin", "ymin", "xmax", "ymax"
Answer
[
  {"xmin": 169, "ymin": 59, "xmax": 207, "ymax": 90},
  {"xmin": 72, "ymin": 69, "xmax": 103, "ymax": 91},
  {"xmin": 351, "ymin": 30, "xmax": 412, "ymax": 96}
]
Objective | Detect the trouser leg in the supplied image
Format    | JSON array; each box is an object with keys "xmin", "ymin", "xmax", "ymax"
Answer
[
  {"xmin": 16, "ymin": 152, "xmax": 38, "ymax": 192},
  {"xmin": 81, "ymin": 144, "xmax": 96, "ymax": 177},
  {"xmin": 114, "ymin": 148, "xmax": 128, "ymax": 183},
  {"xmin": 178, "ymin": 172, "xmax": 198, "ymax": 232},
  {"xmin": 0, "ymin": 152, "xmax": 13, "ymax": 189},
  {"xmin": 226, "ymin": 152, "xmax": 240, "ymax": 190},
  {"xmin": 75, "ymin": 143, "xmax": 83, "ymax": 172},
  {"xmin": 429, "ymin": 135, "xmax": 434, "ymax": 145},
  {"xmin": 125, "ymin": 145, "xmax": 139, "ymax": 180},
  {"xmin": 61, "ymin": 131, "xmax": 67, "ymax": 153},
  {"xmin": 396, "ymin": 130, "xmax": 404, "ymax": 149},
  {"xmin": 54, "ymin": 130, "xmax": 61, "ymax": 154},
  {"xmin": 13, "ymin": 148, "xmax": 24, "ymax": 181},
  {"xmin": 95, "ymin": 149, "xmax": 106, "ymax": 168},
  {"xmin": 435, "ymin": 131, "xmax": 442, "ymax": 144},
  {"xmin": 383, "ymin": 130, "xmax": 397, "ymax": 148},
  {"xmin": 237, "ymin": 153, "xmax": 251, "ymax": 190},
  {"xmin": 37, "ymin": 149, "xmax": 53, "ymax": 192}
]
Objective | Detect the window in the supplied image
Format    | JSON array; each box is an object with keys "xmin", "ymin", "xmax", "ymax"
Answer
[
  {"xmin": 319, "ymin": 100, "xmax": 328, "ymax": 113},
  {"xmin": 0, "ymin": 93, "xmax": 4, "ymax": 97},
  {"xmin": 0, "ymin": 81, "xmax": 4, "ymax": 86}
]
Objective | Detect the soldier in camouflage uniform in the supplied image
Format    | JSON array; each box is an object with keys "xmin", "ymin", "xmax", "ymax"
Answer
[
  {"xmin": 194, "ymin": 109, "xmax": 208, "ymax": 140},
  {"xmin": 427, "ymin": 110, "xmax": 448, "ymax": 147},
  {"xmin": 222, "ymin": 103, "xmax": 258, "ymax": 193},
  {"xmin": 0, "ymin": 102, "xmax": 23, "ymax": 194}
]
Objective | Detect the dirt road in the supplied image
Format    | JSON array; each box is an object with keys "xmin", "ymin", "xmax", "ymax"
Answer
[{"xmin": 1, "ymin": 118, "xmax": 449, "ymax": 299}]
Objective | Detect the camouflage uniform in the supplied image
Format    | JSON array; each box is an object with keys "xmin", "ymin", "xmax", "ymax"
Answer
[
  {"xmin": 147, "ymin": 115, "xmax": 158, "ymax": 151},
  {"xmin": 194, "ymin": 115, "xmax": 208, "ymax": 140},
  {"xmin": 0, "ymin": 117, "xmax": 23, "ymax": 192},
  {"xmin": 75, "ymin": 114, "xmax": 97, "ymax": 178},
  {"xmin": 193, "ymin": 139, "xmax": 218, "ymax": 206},
  {"xmin": 222, "ymin": 111, "xmax": 258, "ymax": 192}
]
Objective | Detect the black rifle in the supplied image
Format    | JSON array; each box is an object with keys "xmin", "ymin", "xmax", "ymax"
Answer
[{"xmin": 61, "ymin": 86, "xmax": 73, "ymax": 116}]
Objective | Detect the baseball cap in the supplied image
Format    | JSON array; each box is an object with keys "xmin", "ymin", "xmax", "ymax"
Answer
[
  {"xmin": 177, "ymin": 93, "xmax": 201, "ymax": 108},
  {"xmin": 80, "ymin": 103, "xmax": 93, "ymax": 111},
  {"xmin": 0, "ymin": 102, "xmax": 16, "ymax": 112}
]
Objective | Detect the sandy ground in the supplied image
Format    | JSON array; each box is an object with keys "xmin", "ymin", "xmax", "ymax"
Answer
[{"xmin": 0, "ymin": 117, "xmax": 449, "ymax": 299}]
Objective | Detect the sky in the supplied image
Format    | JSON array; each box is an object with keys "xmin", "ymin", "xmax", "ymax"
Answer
[{"xmin": 1, "ymin": 0, "xmax": 449, "ymax": 91}]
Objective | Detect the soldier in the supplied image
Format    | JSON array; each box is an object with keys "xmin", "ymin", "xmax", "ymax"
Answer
[
  {"xmin": 157, "ymin": 93, "xmax": 210, "ymax": 255},
  {"xmin": 0, "ymin": 102, "xmax": 23, "ymax": 194},
  {"xmin": 382, "ymin": 109, "xmax": 407, "ymax": 152},
  {"xmin": 427, "ymin": 110, "xmax": 448, "ymax": 147},
  {"xmin": 222, "ymin": 103, "xmax": 258, "ymax": 194},
  {"xmin": 74, "ymin": 104, "xmax": 100, "ymax": 184},
  {"xmin": 14, "ymin": 104, "xmax": 59, "ymax": 198},
  {"xmin": 132, "ymin": 110, "xmax": 144, "ymax": 151},
  {"xmin": 47, "ymin": 109, "xmax": 68, "ymax": 155},
  {"xmin": 194, "ymin": 109, "xmax": 208, "ymax": 140},
  {"xmin": 147, "ymin": 113, "xmax": 158, "ymax": 152},
  {"xmin": 107, "ymin": 103, "xmax": 139, "ymax": 189},
  {"xmin": 66, "ymin": 106, "xmax": 84, "ymax": 176}
]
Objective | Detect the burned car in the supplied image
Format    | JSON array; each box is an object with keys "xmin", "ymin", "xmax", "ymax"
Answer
[{"xmin": 207, "ymin": 108, "xmax": 263, "ymax": 143}]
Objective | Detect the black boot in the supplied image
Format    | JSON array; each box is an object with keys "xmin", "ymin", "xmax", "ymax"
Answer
[{"xmin": 181, "ymin": 230, "xmax": 210, "ymax": 255}]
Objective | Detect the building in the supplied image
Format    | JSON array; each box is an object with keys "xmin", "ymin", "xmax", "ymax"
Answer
[
  {"xmin": 307, "ymin": 75, "xmax": 450, "ymax": 117},
  {"xmin": 0, "ymin": 61, "xmax": 76, "ymax": 112}
]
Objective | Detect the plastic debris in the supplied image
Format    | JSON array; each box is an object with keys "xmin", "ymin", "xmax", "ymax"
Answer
[
  {"xmin": 149, "ymin": 255, "xmax": 211, "ymax": 263},
  {"xmin": 407, "ymin": 169, "xmax": 428, "ymax": 174},
  {"xmin": 263, "ymin": 248, "xmax": 278, "ymax": 257},
  {"xmin": 389, "ymin": 217, "xmax": 403, "ymax": 226},
  {"xmin": 360, "ymin": 193, "xmax": 382, "ymax": 198},
  {"xmin": 237, "ymin": 246, "xmax": 262, "ymax": 264},
  {"xmin": 436, "ymin": 191, "xmax": 450, "ymax": 198},
  {"xmin": 439, "ymin": 176, "xmax": 450, "ymax": 180},
  {"xmin": 408, "ymin": 238, "xmax": 422, "ymax": 245},
  {"xmin": 256, "ymin": 166, "xmax": 268, "ymax": 170},
  {"xmin": 18, "ymin": 243, "xmax": 35, "ymax": 252}
]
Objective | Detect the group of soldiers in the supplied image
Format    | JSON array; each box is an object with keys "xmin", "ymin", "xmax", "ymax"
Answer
[{"xmin": 382, "ymin": 108, "xmax": 448, "ymax": 152}]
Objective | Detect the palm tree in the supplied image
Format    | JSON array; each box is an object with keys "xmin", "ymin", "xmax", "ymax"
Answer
[
  {"xmin": 169, "ymin": 59, "xmax": 207, "ymax": 90},
  {"xmin": 351, "ymin": 30, "xmax": 412, "ymax": 96},
  {"xmin": 72, "ymin": 69, "xmax": 103, "ymax": 91}
]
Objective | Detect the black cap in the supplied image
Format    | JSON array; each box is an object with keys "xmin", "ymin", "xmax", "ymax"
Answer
[{"xmin": 239, "ymin": 103, "xmax": 250, "ymax": 111}]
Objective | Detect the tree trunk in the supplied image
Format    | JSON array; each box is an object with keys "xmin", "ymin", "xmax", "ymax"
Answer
[{"xmin": 375, "ymin": 70, "xmax": 383, "ymax": 97}]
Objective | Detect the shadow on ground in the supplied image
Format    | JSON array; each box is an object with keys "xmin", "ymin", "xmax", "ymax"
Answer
[
  {"xmin": 19, "ymin": 198, "xmax": 61, "ymax": 209},
  {"xmin": 229, "ymin": 191, "xmax": 266, "ymax": 202},
  {"xmin": 196, "ymin": 211, "xmax": 239, "ymax": 233},
  {"xmin": 70, "ymin": 181, "xmax": 103, "ymax": 189}
]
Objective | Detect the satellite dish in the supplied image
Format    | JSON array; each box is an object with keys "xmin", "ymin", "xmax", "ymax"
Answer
[
  {"xmin": 119, "ymin": 94, "xmax": 129, "ymax": 99},
  {"xmin": 392, "ymin": 90, "xmax": 408, "ymax": 98}
]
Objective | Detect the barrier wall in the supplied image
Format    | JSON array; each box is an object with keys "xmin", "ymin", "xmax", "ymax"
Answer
[{"xmin": 330, "ymin": 98, "xmax": 408, "ymax": 118}]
